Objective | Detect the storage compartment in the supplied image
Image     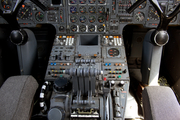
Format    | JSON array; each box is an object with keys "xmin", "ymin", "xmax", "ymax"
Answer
[{"xmin": 80, "ymin": 35, "xmax": 98, "ymax": 45}]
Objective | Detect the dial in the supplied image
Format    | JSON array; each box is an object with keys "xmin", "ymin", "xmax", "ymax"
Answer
[
  {"xmin": 98, "ymin": 25, "xmax": 104, "ymax": 32},
  {"xmin": 98, "ymin": 16, "xmax": 105, "ymax": 23},
  {"xmin": 148, "ymin": 6, "xmax": 159, "ymax": 20},
  {"xmin": 1, "ymin": 0, "xmax": 12, "ymax": 10},
  {"xmin": 89, "ymin": 16, "xmax": 96, "ymax": 23},
  {"xmin": 89, "ymin": 0, "xmax": 95, "ymax": 4},
  {"xmin": 70, "ymin": 6, "xmax": 77, "ymax": 14},
  {"xmin": 98, "ymin": 6, "xmax": 105, "ymax": 13},
  {"xmin": 98, "ymin": 0, "xmax": 105, "ymax": 4},
  {"xmin": 71, "ymin": 25, "xmax": 77, "ymax": 32},
  {"xmin": 70, "ymin": 0, "xmax": 77, "ymax": 4},
  {"xmin": 88, "ymin": 25, "xmax": 95, "ymax": 32},
  {"xmin": 59, "ymin": 26, "xmax": 65, "ymax": 32},
  {"xmin": 80, "ymin": 25, "xmax": 86, "ymax": 32},
  {"xmin": 138, "ymin": 1, "xmax": 146, "ymax": 9},
  {"xmin": 79, "ymin": 0, "xmax": 86, "ymax": 4},
  {"xmin": 18, "ymin": 5, "xmax": 32, "ymax": 20},
  {"xmin": 35, "ymin": 12, "xmax": 44, "ymax": 22},
  {"xmin": 108, "ymin": 48, "xmax": 120, "ymax": 57},
  {"xmin": 89, "ymin": 6, "xmax": 96, "ymax": 13},
  {"xmin": 79, "ymin": 6, "xmax": 86, "ymax": 13},
  {"xmin": 79, "ymin": 16, "xmax": 86, "ymax": 23},
  {"xmin": 70, "ymin": 15, "xmax": 77, "ymax": 23},
  {"xmin": 135, "ymin": 12, "xmax": 145, "ymax": 22}
]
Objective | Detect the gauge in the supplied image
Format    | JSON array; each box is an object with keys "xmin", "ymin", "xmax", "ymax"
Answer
[
  {"xmin": 70, "ymin": 0, "xmax": 77, "ymax": 4},
  {"xmin": 89, "ymin": 16, "xmax": 96, "ymax": 23},
  {"xmin": 80, "ymin": 25, "xmax": 86, "ymax": 32},
  {"xmin": 18, "ymin": 4, "xmax": 32, "ymax": 20},
  {"xmin": 98, "ymin": 0, "xmax": 105, "ymax": 4},
  {"xmin": 70, "ymin": 6, "xmax": 77, "ymax": 14},
  {"xmin": 1, "ymin": 0, "xmax": 12, "ymax": 10},
  {"xmin": 89, "ymin": 0, "xmax": 95, "ymax": 4},
  {"xmin": 71, "ymin": 25, "xmax": 77, "ymax": 32},
  {"xmin": 89, "ymin": 6, "xmax": 96, "ymax": 13},
  {"xmin": 35, "ymin": 12, "xmax": 44, "ymax": 22},
  {"xmin": 135, "ymin": 12, "xmax": 145, "ymax": 22},
  {"xmin": 79, "ymin": 0, "xmax": 86, "ymax": 4},
  {"xmin": 138, "ymin": 1, "xmax": 146, "ymax": 9},
  {"xmin": 98, "ymin": 16, "xmax": 105, "ymax": 23},
  {"xmin": 79, "ymin": 16, "xmax": 86, "ymax": 23},
  {"xmin": 79, "ymin": 6, "xmax": 86, "ymax": 13},
  {"xmin": 98, "ymin": 25, "xmax": 104, "ymax": 32},
  {"xmin": 148, "ymin": 6, "xmax": 159, "ymax": 20},
  {"xmin": 88, "ymin": 25, "xmax": 95, "ymax": 32},
  {"xmin": 70, "ymin": 15, "xmax": 77, "ymax": 23},
  {"xmin": 108, "ymin": 48, "xmax": 120, "ymax": 57},
  {"xmin": 59, "ymin": 26, "xmax": 65, "ymax": 32},
  {"xmin": 98, "ymin": 6, "xmax": 105, "ymax": 13}
]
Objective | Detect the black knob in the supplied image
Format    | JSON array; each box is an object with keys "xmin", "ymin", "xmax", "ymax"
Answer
[
  {"xmin": 154, "ymin": 30, "xmax": 169, "ymax": 46},
  {"xmin": 10, "ymin": 29, "xmax": 28, "ymax": 45},
  {"xmin": 54, "ymin": 77, "xmax": 71, "ymax": 92}
]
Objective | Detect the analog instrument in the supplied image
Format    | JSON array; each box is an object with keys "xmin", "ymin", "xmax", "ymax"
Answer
[
  {"xmin": 88, "ymin": 25, "xmax": 95, "ymax": 32},
  {"xmin": 79, "ymin": 6, "xmax": 86, "ymax": 13},
  {"xmin": 98, "ymin": 6, "xmax": 105, "ymax": 13},
  {"xmin": 98, "ymin": 0, "xmax": 105, "ymax": 4},
  {"xmin": 89, "ymin": 0, "xmax": 95, "ymax": 4},
  {"xmin": 98, "ymin": 25, "xmax": 104, "ymax": 32},
  {"xmin": 89, "ymin": 16, "xmax": 96, "ymax": 23},
  {"xmin": 79, "ymin": 16, "xmax": 86, "ymax": 23},
  {"xmin": 135, "ymin": 12, "xmax": 145, "ymax": 22},
  {"xmin": 108, "ymin": 48, "xmax": 120, "ymax": 57},
  {"xmin": 148, "ymin": 6, "xmax": 159, "ymax": 20},
  {"xmin": 80, "ymin": 25, "xmax": 86, "ymax": 32},
  {"xmin": 70, "ymin": 6, "xmax": 77, "ymax": 14},
  {"xmin": 70, "ymin": 0, "xmax": 77, "ymax": 4},
  {"xmin": 79, "ymin": 0, "xmax": 86, "ymax": 4},
  {"xmin": 89, "ymin": 6, "xmax": 96, "ymax": 13},
  {"xmin": 18, "ymin": 4, "xmax": 32, "ymax": 20},
  {"xmin": 35, "ymin": 12, "xmax": 44, "ymax": 22},
  {"xmin": 71, "ymin": 25, "xmax": 77, "ymax": 32},
  {"xmin": 70, "ymin": 15, "xmax": 77, "ymax": 23},
  {"xmin": 98, "ymin": 16, "xmax": 105, "ymax": 23},
  {"xmin": 1, "ymin": 0, "xmax": 12, "ymax": 10}
]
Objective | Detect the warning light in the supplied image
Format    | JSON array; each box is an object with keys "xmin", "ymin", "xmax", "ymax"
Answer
[{"xmin": 22, "ymin": 5, "xmax": 25, "ymax": 8}]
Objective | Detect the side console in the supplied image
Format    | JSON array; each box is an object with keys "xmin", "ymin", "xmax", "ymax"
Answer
[{"xmin": 43, "ymin": 34, "xmax": 130, "ymax": 120}]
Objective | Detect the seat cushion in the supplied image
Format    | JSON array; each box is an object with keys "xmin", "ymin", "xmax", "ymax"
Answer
[
  {"xmin": 0, "ymin": 76, "xmax": 38, "ymax": 120},
  {"xmin": 142, "ymin": 86, "xmax": 180, "ymax": 120}
]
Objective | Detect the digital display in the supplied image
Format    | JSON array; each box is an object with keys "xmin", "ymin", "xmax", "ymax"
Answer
[{"xmin": 52, "ymin": 0, "xmax": 61, "ymax": 5}]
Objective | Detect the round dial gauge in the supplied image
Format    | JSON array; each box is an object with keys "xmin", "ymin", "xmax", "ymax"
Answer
[
  {"xmin": 1, "ymin": 0, "xmax": 12, "ymax": 10},
  {"xmin": 98, "ymin": 25, "xmax": 104, "ymax": 32},
  {"xmin": 89, "ymin": 16, "xmax": 96, "ymax": 23},
  {"xmin": 135, "ymin": 12, "xmax": 145, "ymax": 22},
  {"xmin": 18, "ymin": 5, "xmax": 32, "ymax": 20},
  {"xmin": 79, "ymin": 0, "xmax": 86, "ymax": 4},
  {"xmin": 70, "ymin": 6, "xmax": 77, "ymax": 14},
  {"xmin": 98, "ymin": 0, "xmax": 105, "ymax": 4},
  {"xmin": 98, "ymin": 16, "xmax": 105, "ymax": 23},
  {"xmin": 89, "ymin": 6, "xmax": 96, "ymax": 13},
  {"xmin": 79, "ymin": 6, "xmax": 86, "ymax": 13},
  {"xmin": 79, "ymin": 16, "xmax": 86, "ymax": 23},
  {"xmin": 80, "ymin": 25, "xmax": 86, "ymax": 32},
  {"xmin": 148, "ymin": 6, "xmax": 159, "ymax": 20},
  {"xmin": 108, "ymin": 48, "xmax": 120, "ymax": 57},
  {"xmin": 35, "ymin": 12, "xmax": 44, "ymax": 22},
  {"xmin": 98, "ymin": 6, "xmax": 105, "ymax": 13},
  {"xmin": 70, "ymin": 0, "xmax": 77, "ymax": 4},
  {"xmin": 89, "ymin": 0, "xmax": 95, "ymax": 4},
  {"xmin": 71, "ymin": 25, "xmax": 77, "ymax": 32},
  {"xmin": 88, "ymin": 25, "xmax": 95, "ymax": 32},
  {"xmin": 138, "ymin": 1, "xmax": 146, "ymax": 9},
  {"xmin": 70, "ymin": 15, "xmax": 77, "ymax": 23}
]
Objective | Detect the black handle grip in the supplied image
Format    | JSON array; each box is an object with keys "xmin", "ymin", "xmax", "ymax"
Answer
[{"xmin": 126, "ymin": 0, "xmax": 146, "ymax": 13}]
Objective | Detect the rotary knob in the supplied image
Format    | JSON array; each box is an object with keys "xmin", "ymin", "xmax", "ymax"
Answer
[
  {"xmin": 54, "ymin": 77, "xmax": 71, "ymax": 92},
  {"xmin": 48, "ymin": 107, "xmax": 65, "ymax": 120}
]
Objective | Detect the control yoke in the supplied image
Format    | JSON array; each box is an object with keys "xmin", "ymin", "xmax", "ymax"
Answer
[{"xmin": 127, "ymin": 0, "xmax": 180, "ymax": 46}]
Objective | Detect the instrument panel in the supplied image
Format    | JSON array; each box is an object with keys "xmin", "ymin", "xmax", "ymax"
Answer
[{"xmin": 0, "ymin": 0, "xmax": 180, "ymax": 34}]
